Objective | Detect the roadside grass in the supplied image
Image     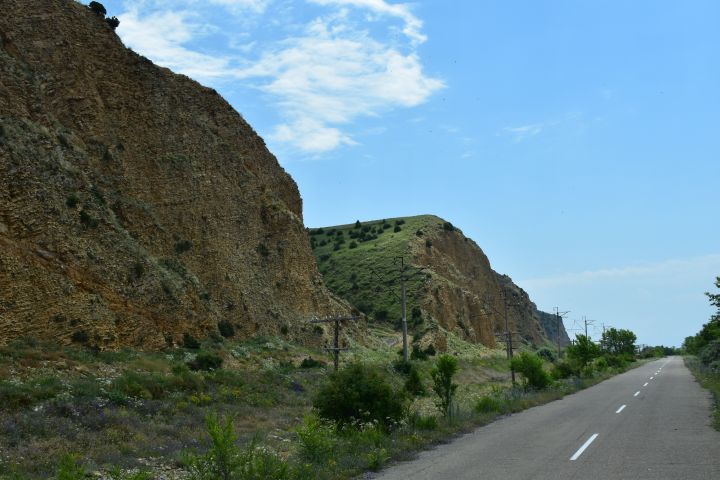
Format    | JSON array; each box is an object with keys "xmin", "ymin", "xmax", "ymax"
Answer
[
  {"xmin": 0, "ymin": 335, "xmax": 649, "ymax": 479},
  {"xmin": 684, "ymin": 357, "xmax": 720, "ymax": 430}
]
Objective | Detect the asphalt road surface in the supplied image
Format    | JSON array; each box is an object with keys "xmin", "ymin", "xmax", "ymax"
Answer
[{"xmin": 374, "ymin": 356, "xmax": 720, "ymax": 479}]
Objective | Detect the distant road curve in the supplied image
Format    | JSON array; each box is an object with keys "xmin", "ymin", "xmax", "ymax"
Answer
[{"xmin": 373, "ymin": 357, "xmax": 720, "ymax": 480}]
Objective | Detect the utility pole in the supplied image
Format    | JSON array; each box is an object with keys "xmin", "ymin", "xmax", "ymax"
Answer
[
  {"xmin": 309, "ymin": 315, "xmax": 359, "ymax": 371},
  {"xmin": 583, "ymin": 316, "xmax": 596, "ymax": 339},
  {"xmin": 554, "ymin": 307, "xmax": 570, "ymax": 358},
  {"xmin": 485, "ymin": 292, "xmax": 520, "ymax": 386},
  {"xmin": 370, "ymin": 258, "xmax": 426, "ymax": 363},
  {"xmin": 399, "ymin": 257, "xmax": 408, "ymax": 363}
]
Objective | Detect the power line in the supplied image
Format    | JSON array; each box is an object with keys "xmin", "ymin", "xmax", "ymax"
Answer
[{"xmin": 309, "ymin": 315, "xmax": 359, "ymax": 371}]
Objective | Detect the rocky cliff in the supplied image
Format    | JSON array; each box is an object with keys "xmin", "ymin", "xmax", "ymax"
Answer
[
  {"xmin": 0, "ymin": 0, "xmax": 346, "ymax": 349},
  {"xmin": 309, "ymin": 215, "xmax": 558, "ymax": 350}
]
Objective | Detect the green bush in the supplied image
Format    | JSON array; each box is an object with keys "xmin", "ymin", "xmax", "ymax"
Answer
[
  {"xmin": 349, "ymin": 241, "xmax": 358, "ymax": 249},
  {"xmin": 566, "ymin": 334, "xmax": 601, "ymax": 367},
  {"xmin": 88, "ymin": 1, "xmax": 106, "ymax": 16},
  {"xmin": 425, "ymin": 239, "xmax": 433, "ymax": 248},
  {"xmin": 189, "ymin": 351, "xmax": 223, "ymax": 371},
  {"xmin": 431, "ymin": 354, "xmax": 459, "ymax": 417},
  {"xmin": 404, "ymin": 365, "xmax": 425, "ymax": 397},
  {"xmin": 56, "ymin": 454, "xmax": 86, "ymax": 480},
  {"xmin": 410, "ymin": 344, "xmax": 427, "ymax": 361},
  {"xmin": 700, "ymin": 339, "xmax": 720, "ymax": 366},
  {"xmin": 393, "ymin": 225, "xmax": 401, "ymax": 233},
  {"xmin": 183, "ymin": 333, "xmax": 201, "ymax": 349},
  {"xmin": 551, "ymin": 360, "xmax": 577, "ymax": 380},
  {"xmin": 409, "ymin": 413, "xmax": 438, "ymax": 430},
  {"xmin": 218, "ymin": 320, "xmax": 235, "ymax": 338},
  {"xmin": 442, "ymin": 222, "xmax": 454, "ymax": 231},
  {"xmin": 296, "ymin": 415, "xmax": 336, "ymax": 463},
  {"xmin": 510, "ymin": 352, "xmax": 551, "ymax": 390},
  {"xmin": 475, "ymin": 395, "xmax": 504, "ymax": 414},
  {"xmin": 536, "ymin": 347, "xmax": 556, "ymax": 362},
  {"xmin": 184, "ymin": 413, "xmax": 290, "ymax": 480},
  {"xmin": 313, "ymin": 362, "xmax": 407, "ymax": 429},
  {"xmin": 593, "ymin": 356, "xmax": 609, "ymax": 372},
  {"xmin": 299, "ymin": 357, "xmax": 324, "ymax": 369}
]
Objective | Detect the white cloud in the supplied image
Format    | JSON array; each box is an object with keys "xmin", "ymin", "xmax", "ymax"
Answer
[
  {"xmin": 501, "ymin": 122, "xmax": 546, "ymax": 143},
  {"xmin": 309, "ymin": 0, "xmax": 426, "ymax": 44},
  {"xmin": 118, "ymin": 9, "xmax": 234, "ymax": 80},
  {"xmin": 116, "ymin": 0, "xmax": 442, "ymax": 153}
]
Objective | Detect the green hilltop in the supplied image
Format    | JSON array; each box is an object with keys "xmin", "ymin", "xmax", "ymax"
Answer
[{"xmin": 309, "ymin": 215, "xmax": 442, "ymax": 331}]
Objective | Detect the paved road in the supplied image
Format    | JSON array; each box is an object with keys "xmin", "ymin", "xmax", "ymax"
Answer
[{"xmin": 374, "ymin": 357, "xmax": 720, "ymax": 479}]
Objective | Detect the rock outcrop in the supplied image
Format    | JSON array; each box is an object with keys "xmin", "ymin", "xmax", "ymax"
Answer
[
  {"xmin": 0, "ymin": 0, "xmax": 346, "ymax": 349},
  {"xmin": 309, "ymin": 215, "xmax": 564, "ymax": 350}
]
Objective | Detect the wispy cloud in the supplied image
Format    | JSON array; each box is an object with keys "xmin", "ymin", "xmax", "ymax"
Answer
[
  {"xmin": 521, "ymin": 254, "xmax": 720, "ymax": 290},
  {"xmin": 501, "ymin": 122, "xmax": 548, "ymax": 143},
  {"xmin": 117, "ymin": 0, "xmax": 442, "ymax": 153}
]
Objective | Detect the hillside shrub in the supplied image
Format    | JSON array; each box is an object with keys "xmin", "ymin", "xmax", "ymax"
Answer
[
  {"xmin": 71, "ymin": 330, "xmax": 89, "ymax": 344},
  {"xmin": 188, "ymin": 351, "xmax": 223, "ymax": 371},
  {"xmin": 299, "ymin": 357, "xmax": 324, "ymax": 369},
  {"xmin": 536, "ymin": 347, "xmax": 556, "ymax": 362},
  {"xmin": 218, "ymin": 320, "xmax": 235, "ymax": 338},
  {"xmin": 404, "ymin": 365, "xmax": 425, "ymax": 397},
  {"xmin": 174, "ymin": 240, "xmax": 193, "ymax": 254},
  {"xmin": 431, "ymin": 354, "xmax": 459, "ymax": 417},
  {"xmin": 296, "ymin": 415, "xmax": 336, "ymax": 464},
  {"xmin": 551, "ymin": 360, "xmax": 576, "ymax": 379},
  {"xmin": 425, "ymin": 239, "xmax": 433, "ymax": 248},
  {"xmin": 593, "ymin": 356, "xmax": 609, "ymax": 372},
  {"xmin": 56, "ymin": 454, "xmax": 86, "ymax": 480},
  {"xmin": 66, "ymin": 194, "xmax": 79, "ymax": 208},
  {"xmin": 510, "ymin": 352, "xmax": 551, "ymax": 390},
  {"xmin": 183, "ymin": 333, "xmax": 201, "ymax": 349},
  {"xmin": 393, "ymin": 225, "xmax": 401, "ymax": 233},
  {"xmin": 415, "ymin": 229, "xmax": 423, "ymax": 236},
  {"xmin": 313, "ymin": 362, "xmax": 406, "ymax": 429},
  {"xmin": 566, "ymin": 334, "xmax": 600, "ymax": 367},
  {"xmin": 349, "ymin": 241, "xmax": 358, "ymax": 249},
  {"xmin": 410, "ymin": 344, "xmax": 427, "ymax": 361},
  {"xmin": 88, "ymin": 1, "xmax": 106, "ymax": 16},
  {"xmin": 442, "ymin": 222, "xmax": 454, "ymax": 231}
]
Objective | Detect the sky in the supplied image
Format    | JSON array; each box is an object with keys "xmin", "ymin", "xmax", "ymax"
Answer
[{"xmin": 99, "ymin": 0, "xmax": 719, "ymax": 347}]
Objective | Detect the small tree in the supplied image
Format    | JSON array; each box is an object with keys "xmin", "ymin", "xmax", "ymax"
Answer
[
  {"xmin": 510, "ymin": 351, "xmax": 550, "ymax": 390},
  {"xmin": 106, "ymin": 16, "xmax": 120, "ymax": 30},
  {"xmin": 88, "ymin": 1, "xmax": 107, "ymax": 16},
  {"xmin": 431, "ymin": 354, "xmax": 459, "ymax": 417},
  {"xmin": 600, "ymin": 328, "xmax": 637, "ymax": 356},
  {"xmin": 566, "ymin": 334, "xmax": 600, "ymax": 368}
]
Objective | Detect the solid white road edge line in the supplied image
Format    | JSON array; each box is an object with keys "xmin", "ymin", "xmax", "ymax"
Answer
[
  {"xmin": 616, "ymin": 405, "xmax": 626, "ymax": 413},
  {"xmin": 570, "ymin": 434, "xmax": 599, "ymax": 461},
  {"xmin": 634, "ymin": 391, "xmax": 640, "ymax": 397}
]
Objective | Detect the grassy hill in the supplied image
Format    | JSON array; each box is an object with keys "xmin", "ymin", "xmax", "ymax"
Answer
[{"xmin": 309, "ymin": 215, "xmax": 434, "ymax": 329}]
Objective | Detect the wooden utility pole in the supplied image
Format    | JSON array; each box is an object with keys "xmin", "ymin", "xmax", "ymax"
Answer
[
  {"xmin": 309, "ymin": 315, "xmax": 359, "ymax": 371},
  {"xmin": 554, "ymin": 307, "xmax": 570, "ymax": 358},
  {"xmin": 485, "ymin": 292, "xmax": 519, "ymax": 385}
]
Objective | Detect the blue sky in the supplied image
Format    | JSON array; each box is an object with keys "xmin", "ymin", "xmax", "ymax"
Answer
[{"xmin": 103, "ymin": 0, "xmax": 719, "ymax": 346}]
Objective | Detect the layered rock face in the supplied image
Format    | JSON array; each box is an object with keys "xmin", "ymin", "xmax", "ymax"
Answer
[
  {"xmin": 0, "ymin": 0, "xmax": 345, "ymax": 348},
  {"xmin": 414, "ymin": 219, "xmax": 548, "ymax": 347}
]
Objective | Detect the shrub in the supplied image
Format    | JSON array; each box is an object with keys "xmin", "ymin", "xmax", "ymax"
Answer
[
  {"xmin": 256, "ymin": 243, "xmax": 270, "ymax": 257},
  {"xmin": 593, "ymin": 356, "xmax": 609, "ymax": 372},
  {"xmin": 374, "ymin": 309, "xmax": 389, "ymax": 321},
  {"xmin": 393, "ymin": 225, "xmax": 402, "ymax": 233},
  {"xmin": 184, "ymin": 413, "xmax": 289, "ymax": 480},
  {"xmin": 56, "ymin": 454, "xmax": 87, "ymax": 480},
  {"xmin": 299, "ymin": 357, "xmax": 324, "ymax": 369},
  {"xmin": 475, "ymin": 395, "xmax": 504, "ymax": 414},
  {"xmin": 395, "ymin": 219, "xmax": 405, "ymax": 226},
  {"xmin": 349, "ymin": 241, "xmax": 358, "ymax": 249},
  {"xmin": 424, "ymin": 344, "xmax": 437, "ymax": 356},
  {"xmin": 313, "ymin": 362, "xmax": 407, "ymax": 429},
  {"xmin": 404, "ymin": 365, "xmax": 425, "ymax": 396},
  {"xmin": 189, "ymin": 351, "xmax": 223, "ymax": 371},
  {"xmin": 551, "ymin": 360, "xmax": 576, "ymax": 379},
  {"xmin": 392, "ymin": 359, "xmax": 412, "ymax": 375},
  {"xmin": 79, "ymin": 210, "xmax": 98, "ymax": 228},
  {"xmin": 410, "ymin": 344, "xmax": 427, "ymax": 361},
  {"xmin": 66, "ymin": 194, "xmax": 79, "ymax": 208},
  {"xmin": 71, "ymin": 330, "xmax": 89, "ymax": 344},
  {"xmin": 183, "ymin": 333, "xmax": 201, "ymax": 349},
  {"xmin": 699, "ymin": 339, "xmax": 720, "ymax": 366},
  {"xmin": 415, "ymin": 229, "xmax": 423, "ymax": 236},
  {"xmin": 442, "ymin": 222, "xmax": 454, "ymax": 231},
  {"xmin": 431, "ymin": 354, "xmax": 459, "ymax": 417},
  {"xmin": 510, "ymin": 351, "xmax": 551, "ymax": 390},
  {"xmin": 566, "ymin": 334, "xmax": 601, "ymax": 367},
  {"xmin": 174, "ymin": 240, "xmax": 193, "ymax": 254},
  {"xmin": 409, "ymin": 413, "xmax": 438, "ymax": 430},
  {"xmin": 88, "ymin": 1, "xmax": 106, "ymax": 16},
  {"xmin": 296, "ymin": 415, "xmax": 336, "ymax": 463},
  {"xmin": 354, "ymin": 221, "xmax": 361, "ymax": 228},
  {"xmin": 218, "ymin": 320, "xmax": 235, "ymax": 338},
  {"xmin": 425, "ymin": 239, "xmax": 433, "ymax": 248},
  {"xmin": 319, "ymin": 253, "xmax": 331, "ymax": 261},
  {"xmin": 536, "ymin": 347, "xmax": 556, "ymax": 362}
]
